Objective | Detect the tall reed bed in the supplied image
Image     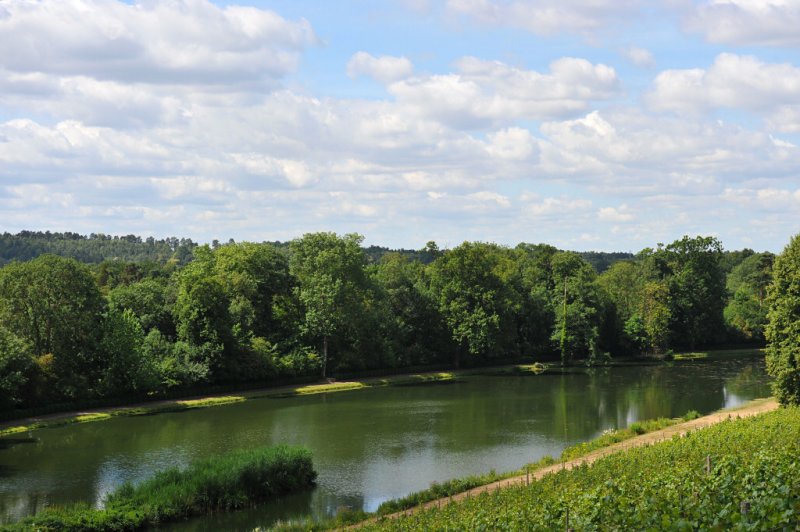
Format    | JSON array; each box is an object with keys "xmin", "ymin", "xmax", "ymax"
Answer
[{"xmin": 5, "ymin": 445, "xmax": 316, "ymax": 531}]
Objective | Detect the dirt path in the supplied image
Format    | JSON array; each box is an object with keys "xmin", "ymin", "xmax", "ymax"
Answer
[{"xmin": 369, "ymin": 397, "xmax": 779, "ymax": 525}]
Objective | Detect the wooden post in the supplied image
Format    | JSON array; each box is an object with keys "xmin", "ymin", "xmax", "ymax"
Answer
[
  {"xmin": 741, "ymin": 500, "xmax": 750, "ymax": 516},
  {"xmin": 705, "ymin": 455, "xmax": 711, "ymax": 475},
  {"xmin": 526, "ymin": 466, "xmax": 530, "ymax": 486}
]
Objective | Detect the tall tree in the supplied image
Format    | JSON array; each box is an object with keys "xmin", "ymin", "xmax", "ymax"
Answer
[
  {"xmin": 0, "ymin": 255, "xmax": 105, "ymax": 397},
  {"xmin": 765, "ymin": 234, "xmax": 800, "ymax": 405},
  {"xmin": 656, "ymin": 236, "xmax": 726, "ymax": 349},
  {"xmin": 289, "ymin": 233, "xmax": 371, "ymax": 377},
  {"xmin": 428, "ymin": 242, "xmax": 519, "ymax": 365},
  {"xmin": 550, "ymin": 252, "xmax": 602, "ymax": 364},
  {"xmin": 724, "ymin": 252, "xmax": 774, "ymax": 342}
]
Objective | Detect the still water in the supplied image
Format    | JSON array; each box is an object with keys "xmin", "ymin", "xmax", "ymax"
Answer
[{"xmin": 0, "ymin": 354, "xmax": 770, "ymax": 529}]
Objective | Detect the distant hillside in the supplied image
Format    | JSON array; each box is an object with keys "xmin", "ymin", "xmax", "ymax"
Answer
[
  {"xmin": 578, "ymin": 251, "xmax": 635, "ymax": 273},
  {"xmin": 0, "ymin": 231, "xmax": 197, "ymax": 266},
  {"xmin": 0, "ymin": 231, "xmax": 639, "ymax": 272}
]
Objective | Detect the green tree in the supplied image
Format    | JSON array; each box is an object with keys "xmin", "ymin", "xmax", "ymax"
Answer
[
  {"xmin": 656, "ymin": 236, "xmax": 726, "ymax": 349},
  {"xmin": 765, "ymin": 234, "xmax": 800, "ymax": 405},
  {"xmin": 108, "ymin": 278, "xmax": 175, "ymax": 336},
  {"xmin": 372, "ymin": 253, "xmax": 452, "ymax": 366},
  {"xmin": 428, "ymin": 242, "xmax": 519, "ymax": 365},
  {"xmin": 724, "ymin": 252, "xmax": 774, "ymax": 341},
  {"xmin": 0, "ymin": 255, "xmax": 105, "ymax": 397},
  {"xmin": 550, "ymin": 252, "xmax": 602, "ymax": 364},
  {"xmin": 289, "ymin": 233, "xmax": 371, "ymax": 377},
  {"xmin": 0, "ymin": 326, "xmax": 34, "ymax": 410},
  {"xmin": 99, "ymin": 309, "xmax": 157, "ymax": 395}
]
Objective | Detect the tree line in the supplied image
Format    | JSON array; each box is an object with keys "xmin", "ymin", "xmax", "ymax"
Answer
[{"xmin": 0, "ymin": 232, "xmax": 777, "ymax": 412}]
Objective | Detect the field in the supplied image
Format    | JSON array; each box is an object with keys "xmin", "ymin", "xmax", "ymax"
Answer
[{"xmin": 362, "ymin": 407, "xmax": 800, "ymax": 530}]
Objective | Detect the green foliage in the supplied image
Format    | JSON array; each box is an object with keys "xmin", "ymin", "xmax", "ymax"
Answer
[
  {"xmin": 0, "ymin": 230, "xmax": 780, "ymax": 413},
  {"xmin": 289, "ymin": 232, "xmax": 373, "ymax": 376},
  {"xmin": 0, "ymin": 326, "xmax": 34, "ymax": 409},
  {"xmin": 0, "ymin": 255, "xmax": 105, "ymax": 399},
  {"xmin": 659, "ymin": 235, "xmax": 727, "ymax": 349},
  {"xmin": 766, "ymin": 233, "xmax": 800, "ymax": 405},
  {"xmin": 0, "ymin": 231, "xmax": 197, "ymax": 267},
  {"xmin": 725, "ymin": 253, "xmax": 774, "ymax": 342},
  {"xmin": 99, "ymin": 309, "xmax": 156, "ymax": 395},
  {"xmin": 362, "ymin": 408, "xmax": 800, "ymax": 531},
  {"xmin": 428, "ymin": 242, "xmax": 520, "ymax": 364},
  {"xmin": 108, "ymin": 278, "xmax": 174, "ymax": 336},
  {"xmin": 551, "ymin": 252, "xmax": 602, "ymax": 363},
  {"xmin": 9, "ymin": 445, "xmax": 316, "ymax": 531}
]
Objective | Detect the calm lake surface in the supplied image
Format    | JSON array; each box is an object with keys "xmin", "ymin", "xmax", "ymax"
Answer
[{"xmin": 0, "ymin": 353, "xmax": 771, "ymax": 529}]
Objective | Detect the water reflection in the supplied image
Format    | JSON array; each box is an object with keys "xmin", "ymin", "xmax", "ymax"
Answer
[{"xmin": 0, "ymin": 354, "xmax": 771, "ymax": 528}]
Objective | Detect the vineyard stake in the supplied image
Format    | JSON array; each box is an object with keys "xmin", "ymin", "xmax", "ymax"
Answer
[{"xmin": 741, "ymin": 500, "xmax": 750, "ymax": 516}]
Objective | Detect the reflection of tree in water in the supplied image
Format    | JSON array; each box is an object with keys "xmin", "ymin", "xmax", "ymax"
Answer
[{"xmin": 725, "ymin": 362, "xmax": 772, "ymax": 398}]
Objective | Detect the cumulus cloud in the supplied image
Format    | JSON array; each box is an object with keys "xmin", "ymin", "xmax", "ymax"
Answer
[
  {"xmin": 620, "ymin": 46, "xmax": 655, "ymax": 68},
  {"xmin": 347, "ymin": 52, "xmax": 414, "ymax": 83},
  {"xmin": 0, "ymin": 0, "xmax": 317, "ymax": 128},
  {"xmin": 0, "ymin": 0, "xmax": 317, "ymax": 85},
  {"xmin": 647, "ymin": 53, "xmax": 800, "ymax": 131},
  {"xmin": 445, "ymin": 0, "xmax": 642, "ymax": 36},
  {"xmin": 686, "ymin": 0, "xmax": 800, "ymax": 47},
  {"xmin": 598, "ymin": 205, "xmax": 635, "ymax": 222},
  {"xmin": 388, "ymin": 56, "xmax": 619, "ymax": 128}
]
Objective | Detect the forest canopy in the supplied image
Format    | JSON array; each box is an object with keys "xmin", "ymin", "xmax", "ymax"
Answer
[{"xmin": 0, "ymin": 230, "xmax": 779, "ymax": 413}]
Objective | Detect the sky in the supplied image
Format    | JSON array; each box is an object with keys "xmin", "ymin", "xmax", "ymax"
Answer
[{"xmin": 1, "ymin": 0, "xmax": 799, "ymax": 252}]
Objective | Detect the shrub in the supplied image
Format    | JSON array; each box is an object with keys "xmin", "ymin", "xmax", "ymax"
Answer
[{"xmin": 11, "ymin": 445, "xmax": 316, "ymax": 531}]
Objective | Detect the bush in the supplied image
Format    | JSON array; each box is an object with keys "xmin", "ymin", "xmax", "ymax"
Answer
[{"xmin": 11, "ymin": 445, "xmax": 316, "ymax": 531}]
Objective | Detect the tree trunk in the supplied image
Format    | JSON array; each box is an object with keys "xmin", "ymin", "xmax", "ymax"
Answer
[{"xmin": 322, "ymin": 335, "xmax": 328, "ymax": 379}]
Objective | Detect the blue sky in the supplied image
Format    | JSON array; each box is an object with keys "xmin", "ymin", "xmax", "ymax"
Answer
[{"xmin": 1, "ymin": 0, "xmax": 799, "ymax": 252}]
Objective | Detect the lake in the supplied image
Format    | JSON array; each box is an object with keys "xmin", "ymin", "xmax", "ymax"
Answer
[{"xmin": 0, "ymin": 352, "xmax": 771, "ymax": 529}]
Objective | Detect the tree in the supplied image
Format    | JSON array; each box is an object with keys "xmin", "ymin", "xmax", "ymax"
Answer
[
  {"xmin": 99, "ymin": 309, "xmax": 156, "ymax": 395},
  {"xmin": 428, "ymin": 242, "xmax": 519, "ymax": 365},
  {"xmin": 656, "ymin": 236, "xmax": 726, "ymax": 349},
  {"xmin": 0, "ymin": 255, "xmax": 105, "ymax": 397},
  {"xmin": 765, "ymin": 234, "xmax": 800, "ymax": 405},
  {"xmin": 289, "ymin": 233, "xmax": 371, "ymax": 378},
  {"xmin": 372, "ymin": 253, "xmax": 452, "ymax": 366},
  {"xmin": 0, "ymin": 326, "xmax": 34, "ymax": 409},
  {"xmin": 550, "ymin": 252, "xmax": 602, "ymax": 364},
  {"xmin": 724, "ymin": 252, "xmax": 774, "ymax": 342},
  {"xmin": 108, "ymin": 278, "xmax": 175, "ymax": 336}
]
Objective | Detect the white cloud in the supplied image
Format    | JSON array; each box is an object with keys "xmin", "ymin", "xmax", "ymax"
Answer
[
  {"xmin": 485, "ymin": 127, "xmax": 539, "ymax": 160},
  {"xmin": 647, "ymin": 53, "xmax": 800, "ymax": 132},
  {"xmin": 347, "ymin": 52, "xmax": 414, "ymax": 83},
  {"xmin": 524, "ymin": 196, "xmax": 593, "ymax": 217},
  {"xmin": 388, "ymin": 56, "xmax": 619, "ymax": 128},
  {"xmin": 445, "ymin": 0, "xmax": 642, "ymax": 36},
  {"xmin": 0, "ymin": 0, "xmax": 317, "ymax": 86},
  {"xmin": 620, "ymin": 46, "xmax": 655, "ymax": 68},
  {"xmin": 598, "ymin": 205, "xmax": 635, "ymax": 222},
  {"xmin": 686, "ymin": 0, "xmax": 800, "ymax": 47}
]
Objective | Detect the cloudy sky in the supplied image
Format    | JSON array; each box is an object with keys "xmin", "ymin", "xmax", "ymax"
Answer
[{"xmin": 1, "ymin": 0, "xmax": 799, "ymax": 252}]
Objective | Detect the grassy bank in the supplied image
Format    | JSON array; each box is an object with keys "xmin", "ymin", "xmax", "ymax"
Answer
[
  {"xmin": 3, "ymin": 445, "xmax": 316, "ymax": 531},
  {"xmin": 358, "ymin": 406, "xmax": 798, "ymax": 530}
]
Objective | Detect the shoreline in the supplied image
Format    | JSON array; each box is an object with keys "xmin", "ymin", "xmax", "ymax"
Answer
[
  {"xmin": 0, "ymin": 347, "xmax": 764, "ymax": 438},
  {"xmin": 360, "ymin": 396, "xmax": 779, "ymax": 527}
]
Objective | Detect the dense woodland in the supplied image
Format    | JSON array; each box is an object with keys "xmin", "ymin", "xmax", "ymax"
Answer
[{"xmin": 0, "ymin": 231, "xmax": 784, "ymax": 412}]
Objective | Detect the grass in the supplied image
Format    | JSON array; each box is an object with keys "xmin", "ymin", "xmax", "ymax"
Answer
[
  {"xmin": 3, "ymin": 445, "xmax": 316, "ymax": 531},
  {"xmin": 0, "ymin": 396, "xmax": 247, "ymax": 437}
]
